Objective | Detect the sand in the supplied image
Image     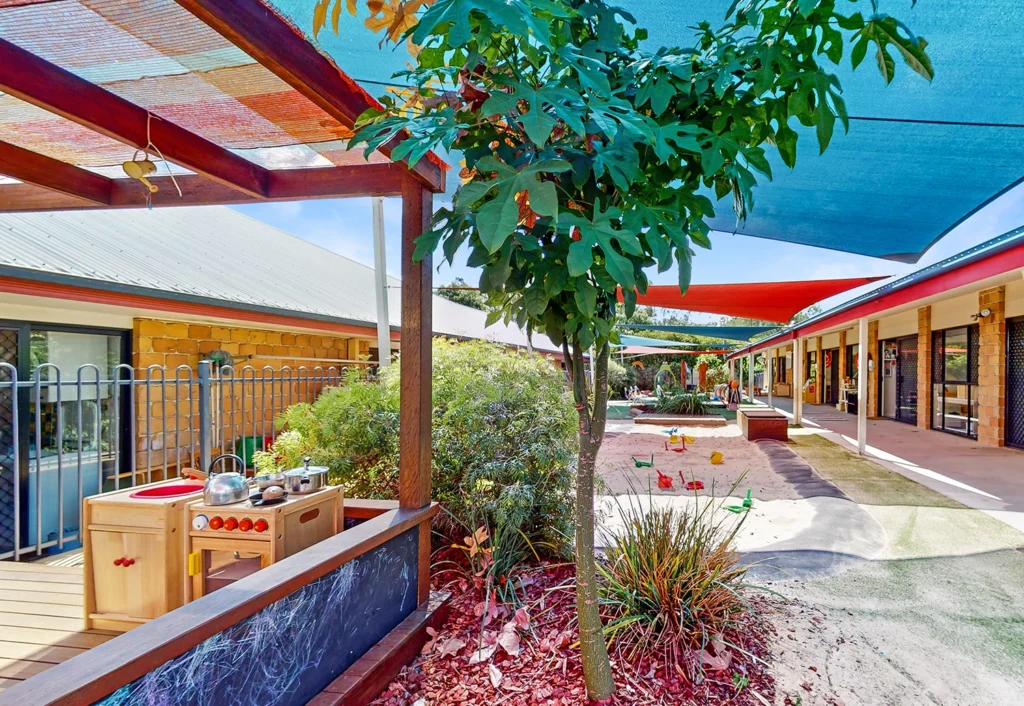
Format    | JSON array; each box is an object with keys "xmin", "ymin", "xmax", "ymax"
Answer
[{"xmin": 598, "ymin": 420, "xmax": 799, "ymax": 500}]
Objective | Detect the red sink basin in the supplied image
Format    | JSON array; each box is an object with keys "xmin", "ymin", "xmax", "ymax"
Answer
[{"xmin": 130, "ymin": 483, "xmax": 204, "ymax": 499}]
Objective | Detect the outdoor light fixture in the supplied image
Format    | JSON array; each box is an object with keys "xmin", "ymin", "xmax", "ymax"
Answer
[{"xmin": 972, "ymin": 308, "xmax": 993, "ymax": 320}]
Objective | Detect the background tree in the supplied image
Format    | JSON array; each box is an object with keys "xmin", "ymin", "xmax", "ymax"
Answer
[
  {"xmin": 321, "ymin": 0, "xmax": 933, "ymax": 699},
  {"xmin": 436, "ymin": 276, "xmax": 487, "ymax": 310}
]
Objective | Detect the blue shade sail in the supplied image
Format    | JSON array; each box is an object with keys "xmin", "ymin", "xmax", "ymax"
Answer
[
  {"xmin": 615, "ymin": 334, "xmax": 710, "ymax": 348},
  {"xmin": 270, "ymin": 0, "xmax": 1024, "ymax": 262},
  {"xmin": 627, "ymin": 325, "xmax": 778, "ymax": 342}
]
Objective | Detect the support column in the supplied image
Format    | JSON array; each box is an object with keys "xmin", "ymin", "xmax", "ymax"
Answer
[
  {"xmin": 767, "ymin": 349, "xmax": 774, "ymax": 407},
  {"xmin": 867, "ymin": 319, "xmax": 879, "ymax": 418},
  {"xmin": 838, "ymin": 330, "xmax": 847, "ymax": 387},
  {"xmin": 399, "ymin": 178, "xmax": 433, "ymax": 511},
  {"xmin": 814, "ymin": 336, "xmax": 823, "ymax": 405},
  {"xmin": 747, "ymin": 351, "xmax": 754, "ymax": 403},
  {"xmin": 978, "ymin": 286, "xmax": 1007, "ymax": 447},
  {"xmin": 372, "ymin": 196, "xmax": 393, "ymax": 367},
  {"xmin": 857, "ymin": 317, "xmax": 868, "ymax": 455},
  {"xmin": 400, "ymin": 178, "xmax": 434, "ymax": 605},
  {"xmin": 793, "ymin": 338, "xmax": 803, "ymax": 425},
  {"xmin": 917, "ymin": 306, "xmax": 932, "ymax": 429}
]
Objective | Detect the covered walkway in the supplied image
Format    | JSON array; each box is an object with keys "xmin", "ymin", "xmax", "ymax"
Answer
[{"xmin": 755, "ymin": 396, "xmax": 1024, "ymax": 529}]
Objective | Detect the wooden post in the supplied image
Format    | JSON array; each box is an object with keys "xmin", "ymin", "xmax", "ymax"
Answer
[
  {"xmin": 857, "ymin": 317, "xmax": 869, "ymax": 455},
  {"xmin": 814, "ymin": 336, "xmax": 823, "ymax": 405},
  {"xmin": 399, "ymin": 178, "xmax": 432, "ymax": 603}
]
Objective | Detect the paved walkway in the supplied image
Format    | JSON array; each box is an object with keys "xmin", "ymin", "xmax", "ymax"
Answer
[{"xmin": 755, "ymin": 395, "xmax": 1024, "ymax": 530}]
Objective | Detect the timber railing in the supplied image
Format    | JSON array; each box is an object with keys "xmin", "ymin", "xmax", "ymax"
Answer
[{"xmin": 0, "ymin": 503, "xmax": 437, "ymax": 706}]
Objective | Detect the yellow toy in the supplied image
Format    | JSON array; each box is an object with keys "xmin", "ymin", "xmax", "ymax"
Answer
[
  {"xmin": 669, "ymin": 433, "xmax": 680, "ymax": 444},
  {"xmin": 710, "ymin": 450, "xmax": 723, "ymax": 465}
]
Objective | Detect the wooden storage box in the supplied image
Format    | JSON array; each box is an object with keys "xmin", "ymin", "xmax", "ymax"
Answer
[{"xmin": 738, "ymin": 409, "xmax": 789, "ymax": 441}]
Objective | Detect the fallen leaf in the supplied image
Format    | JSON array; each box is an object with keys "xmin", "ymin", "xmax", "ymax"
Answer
[
  {"xmin": 700, "ymin": 648, "xmax": 732, "ymax": 672},
  {"xmin": 513, "ymin": 607, "xmax": 530, "ymax": 629},
  {"xmin": 468, "ymin": 645, "xmax": 496, "ymax": 664},
  {"xmin": 801, "ymin": 680, "xmax": 813, "ymax": 692},
  {"xmin": 488, "ymin": 663, "xmax": 503, "ymax": 689},
  {"xmin": 421, "ymin": 626, "xmax": 440, "ymax": 654},
  {"xmin": 437, "ymin": 637, "xmax": 465, "ymax": 657},
  {"xmin": 497, "ymin": 622, "xmax": 521, "ymax": 656}
]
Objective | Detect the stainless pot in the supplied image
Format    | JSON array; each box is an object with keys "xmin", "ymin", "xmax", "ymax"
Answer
[
  {"xmin": 254, "ymin": 471, "xmax": 286, "ymax": 491},
  {"xmin": 204, "ymin": 454, "xmax": 250, "ymax": 505},
  {"xmin": 283, "ymin": 456, "xmax": 328, "ymax": 494}
]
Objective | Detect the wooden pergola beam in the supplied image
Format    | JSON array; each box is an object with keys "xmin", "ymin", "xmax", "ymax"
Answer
[
  {"xmin": 0, "ymin": 38, "xmax": 269, "ymax": 199},
  {"xmin": 171, "ymin": 0, "xmax": 446, "ymax": 194},
  {"xmin": 0, "ymin": 140, "xmax": 112, "ymax": 205},
  {"xmin": 0, "ymin": 163, "xmax": 408, "ymax": 211}
]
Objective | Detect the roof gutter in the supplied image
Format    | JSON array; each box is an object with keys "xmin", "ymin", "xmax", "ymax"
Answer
[{"xmin": 0, "ymin": 265, "xmax": 393, "ymax": 335}]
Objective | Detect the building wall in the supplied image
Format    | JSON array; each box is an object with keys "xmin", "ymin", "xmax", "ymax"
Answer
[{"xmin": 131, "ymin": 318, "xmax": 375, "ymax": 476}]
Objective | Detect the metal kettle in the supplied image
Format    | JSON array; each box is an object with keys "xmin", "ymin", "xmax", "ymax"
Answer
[{"xmin": 204, "ymin": 453, "xmax": 249, "ymax": 506}]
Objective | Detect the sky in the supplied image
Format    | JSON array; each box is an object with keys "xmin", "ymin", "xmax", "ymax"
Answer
[{"xmin": 232, "ymin": 181, "xmax": 1024, "ymax": 325}]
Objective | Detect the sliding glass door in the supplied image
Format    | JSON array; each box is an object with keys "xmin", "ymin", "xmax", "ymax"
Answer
[{"xmin": 931, "ymin": 325, "xmax": 979, "ymax": 438}]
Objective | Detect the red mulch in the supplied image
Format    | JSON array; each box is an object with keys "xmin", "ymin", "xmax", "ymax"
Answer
[{"xmin": 371, "ymin": 561, "xmax": 775, "ymax": 706}]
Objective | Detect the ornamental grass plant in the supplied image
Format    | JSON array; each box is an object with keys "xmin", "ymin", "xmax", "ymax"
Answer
[{"xmin": 599, "ymin": 486, "xmax": 751, "ymax": 680}]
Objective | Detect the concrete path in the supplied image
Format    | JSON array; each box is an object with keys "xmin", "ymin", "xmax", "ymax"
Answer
[{"xmin": 755, "ymin": 395, "xmax": 1024, "ymax": 532}]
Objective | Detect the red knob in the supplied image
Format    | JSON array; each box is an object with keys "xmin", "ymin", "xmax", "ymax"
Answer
[
  {"xmin": 239, "ymin": 518, "xmax": 253, "ymax": 532},
  {"xmin": 223, "ymin": 517, "xmax": 238, "ymax": 531},
  {"xmin": 253, "ymin": 519, "xmax": 269, "ymax": 533},
  {"xmin": 208, "ymin": 516, "xmax": 223, "ymax": 530},
  {"xmin": 124, "ymin": 558, "xmax": 135, "ymax": 567},
  {"xmin": 113, "ymin": 557, "xmax": 124, "ymax": 566}
]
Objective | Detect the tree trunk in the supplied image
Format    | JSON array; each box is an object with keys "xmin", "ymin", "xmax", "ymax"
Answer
[{"xmin": 567, "ymin": 338, "xmax": 615, "ymax": 701}]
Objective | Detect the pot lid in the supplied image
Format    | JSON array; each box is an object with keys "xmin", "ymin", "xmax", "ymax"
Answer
[{"xmin": 283, "ymin": 466, "xmax": 328, "ymax": 476}]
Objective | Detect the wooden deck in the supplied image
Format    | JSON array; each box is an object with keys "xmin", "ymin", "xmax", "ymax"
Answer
[{"xmin": 0, "ymin": 561, "xmax": 117, "ymax": 693}]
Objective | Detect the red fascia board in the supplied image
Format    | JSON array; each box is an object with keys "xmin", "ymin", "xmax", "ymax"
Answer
[
  {"xmin": 728, "ymin": 241, "xmax": 1024, "ymax": 359},
  {"xmin": 0, "ymin": 275, "xmax": 378, "ymax": 338}
]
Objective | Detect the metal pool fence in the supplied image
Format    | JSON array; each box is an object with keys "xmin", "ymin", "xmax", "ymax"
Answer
[{"xmin": 0, "ymin": 360, "xmax": 364, "ymax": 560}]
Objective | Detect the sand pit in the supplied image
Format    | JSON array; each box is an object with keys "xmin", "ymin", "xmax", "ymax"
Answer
[{"xmin": 598, "ymin": 421, "xmax": 802, "ymax": 501}]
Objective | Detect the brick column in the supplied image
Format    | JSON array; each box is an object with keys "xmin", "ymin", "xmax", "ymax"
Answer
[
  {"xmin": 917, "ymin": 306, "xmax": 932, "ymax": 429},
  {"xmin": 838, "ymin": 330, "xmax": 847, "ymax": 386},
  {"xmin": 978, "ymin": 286, "xmax": 1007, "ymax": 447},
  {"xmin": 867, "ymin": 320, "xmax": 879, "ymax": 417},
  {"xmin": 814, "ymin": 336, "xmax": 823, "ymax": 404}
]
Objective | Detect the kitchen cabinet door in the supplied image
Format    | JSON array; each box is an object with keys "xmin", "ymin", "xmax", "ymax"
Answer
[{"xmin": 90, "ymin": 530, "xmax": 167, "ymax": 619}]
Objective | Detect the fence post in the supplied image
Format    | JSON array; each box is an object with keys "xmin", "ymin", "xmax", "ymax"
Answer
[{"xmin": 198, "ymin": 360, "xmax": 211, "ymax": 474}]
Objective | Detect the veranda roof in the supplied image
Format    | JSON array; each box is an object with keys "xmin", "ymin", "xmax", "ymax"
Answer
[
  {"xmin": 622, "ymin": 277, "xmax": 885, "ymax": 323},
  {"xmin": 281, "ymin": 0, "xmax": 1024, "ymax": 263},
  {"xmin": 614, "ymin": 334, "xmax": 706, "ymax": 348},
  {"xmin": 0, "ymin": 0, "xmax": 445, "ymax": 211}
]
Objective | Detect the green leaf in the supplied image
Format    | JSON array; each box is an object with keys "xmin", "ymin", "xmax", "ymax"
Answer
[
  {"xmin": 574, "ymin": 283, "xmax": 597, "ymax": 317},
  {"xmin": 562, "ymin": 204, "xmax": 641, "ymax": 289},
  {"xmin": 593, "ymin": 129, "xmax": 642, "ymax": 190},
  {"xmin": 651, "ymin": 124, "xmax": 702, "ymax": 162},
  {"xmin": 676, "ymin": 247, "xmax": 692, "ymax": 294},
  {"xmin": 412, "ymin": 0, "xmax": 528, "ymax": 47},
  {"xmin": 524, "ymin": 284, "xmax": 549, "ymax": 316},
  {"xmin": 465, "ymin": 156, "xmax": 571, "ymax": 253}
]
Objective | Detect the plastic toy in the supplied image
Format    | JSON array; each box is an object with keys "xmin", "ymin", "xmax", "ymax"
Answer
[
  {"xmin": 726, "ymin": 489, "xmax": 754, "ymax": 513},
  {"xmin": 710, "ymin": 450, "xmax": 724, "ymax": 465},
  {"xmin": 656, "ymin": 469, "xmax": 674, "ymax": 489},
  {"xmin": 631, "ymin": 454, "xmax": 654, "ymax": 468}
]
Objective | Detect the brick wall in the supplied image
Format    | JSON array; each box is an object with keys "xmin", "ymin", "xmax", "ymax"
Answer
[
  {"xmin": 977, "ymin": 287, "xmax": 1006, "ymax": 447},
  {"xmin": 838, "ymin": 330, "xmax": 847, "ymax": 388},
  {"xmin": 131, "ymin": 318, "xmax": 375, "ymax": 476},
  {"xmin": 917, "ymin": 306, "xmax": 932, "ymax": 429},
  {"xmin": 814, "ymin": 336, "xmax": 823, "ymax": 404}
]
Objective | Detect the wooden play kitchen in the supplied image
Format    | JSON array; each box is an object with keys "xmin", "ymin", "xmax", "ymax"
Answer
[
  {"xmin": 82, "ymin": 461, "xmax": 343, "ymax": 631},
  {"xmin": 81, "ymin": 478, "xmax": 206, "ymax": 632},
  {"xmin": 187, "ymin": 485, "xmax": 342, "ymax": 600}
]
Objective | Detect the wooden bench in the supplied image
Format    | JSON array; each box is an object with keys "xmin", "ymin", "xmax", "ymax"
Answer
[{"xmin": 738, "ymin": 409, "xmax": 789, "ymax": 442}]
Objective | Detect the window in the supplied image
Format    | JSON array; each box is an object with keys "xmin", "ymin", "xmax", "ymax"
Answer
[
  {"xmin": 931, "ymin": 325, "xmax": 979, "ymax": 438},
  {"xmin": 845, "ymin": 343, "xmax": 859, "ymax": 383}
]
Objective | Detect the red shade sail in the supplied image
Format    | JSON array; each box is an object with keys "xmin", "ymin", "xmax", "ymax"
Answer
[{"xmin": 622, "ymin": 277, "xmax": 887, "ymax": 324}]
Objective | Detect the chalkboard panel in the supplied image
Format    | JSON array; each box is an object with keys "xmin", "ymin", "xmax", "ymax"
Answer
[{"xmin": 94, "ymin": 527, "xmax": 419, "ymax": 705}]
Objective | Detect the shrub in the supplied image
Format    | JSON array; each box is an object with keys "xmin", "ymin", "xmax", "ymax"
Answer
[
  {"xmin": 267, "ymin": 339, "xmax": 577, "ymax": 554},
  {"xmin": 607, "ymin": 359, "xmax": 630, "ymax": 398},
  {"xmin": 654, "ymin": 390, "xmax": 709, "ymax": 415},
  {"xmin": 599, "ymin": 493, "xmax": 750, "ymax": 678}
]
